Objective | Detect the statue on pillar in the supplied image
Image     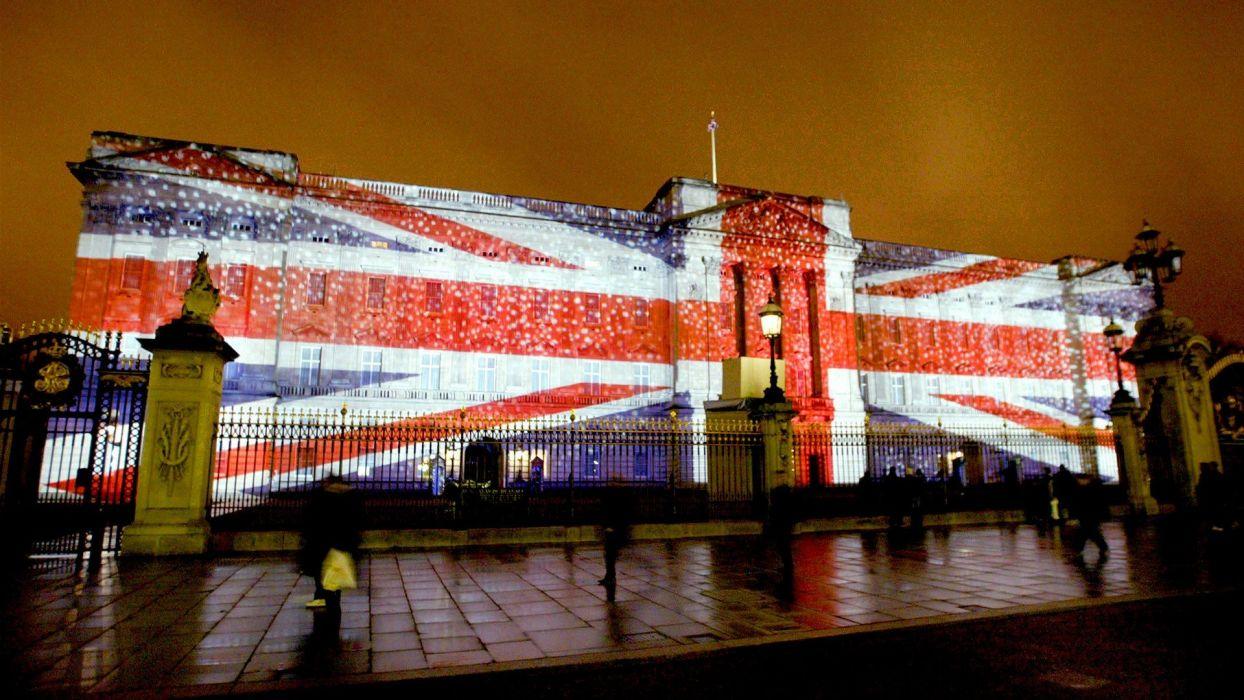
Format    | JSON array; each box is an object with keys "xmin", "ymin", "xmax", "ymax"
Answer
[{"xmin": 180, "ymin": 251, "xmax": 221, "ymax": 324}]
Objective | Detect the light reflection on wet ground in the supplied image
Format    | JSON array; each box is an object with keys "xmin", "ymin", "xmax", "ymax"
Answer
[{"xmin": 2, "ymin": 520, "xmax": 1237, "ymax": 693}]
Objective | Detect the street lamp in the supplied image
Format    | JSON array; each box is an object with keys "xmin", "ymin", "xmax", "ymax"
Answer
[
  {"xmin": 1122, "ymin": 220, "xmax": 1185, "ymax": 310},
  {"xmin": 1103, "ymin": 318, "xmax": 1126, "ymax": 395},
  {"xmin": 759, "ymin": 297, "xmax": 785, "ymax": 403}
]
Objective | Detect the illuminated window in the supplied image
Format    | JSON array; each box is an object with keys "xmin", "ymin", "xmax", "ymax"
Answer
[
  {"xmin": 175, "ymin": 259, "xmax": 196, "ymax": 290},
  {"xmin": 585, "ymin": 446, "xmax": 601, "ymax": 477},
  {"xmin": 121, "ymin": 255, "xmax": 144, "ymax": 290},
  {"xmin": 532, "ymin": 289, "xmax": 550, "ymax": 318},
  {"xmin": 530, "ymin": 358, "xmax": 551, "ymax": 392},
  {"xmin": 732, "ymin": 265, "xmax": 746, "ymax": 356},
  {"xmin": 481, "ymin": 286, "xmax": 498, "ymax": 319},
  {"xmin": 583, "ymin": 360, "xmax": 602, "ymax": 395},
  {"xmin": 476, "ymin": 357, "xmax": 498, "ymax": 393},
  {"xmin": 306, "ymin": 272, "xmax": 326, "ymax": 305},
  {"xmin": 360, "ymin": 350, "xmax": 383, "ymax": 386},
  {"xmin": 584, "ymin": 294, "xmax": 601, "ymax": 325},
  {"xmin": 128, "ymin": 208, "xmax": 156, "ymax": 224},
  {"xmin": 419, "ymin": 353, "xmax": 441, "ymax": 391},
  {"xmin": 890, "ymin": 375, "xmax": 906, "ymax": 405},
  {"xmin": 770, "ymin": 268, "xmax": 783, "ymax": 358},
  {"xmin": 426, "ymin": 281, "xmax": 443, "ymax": 313},
  {"xmin": 224, "ymin": 265, "xmax": 247, "ymax": 299},
  {"xmin": 632, "ymin": 299, "xmax": 649, "ymax": 328},
  {"xmin": 366, "ymin": 277, "xmax": 385, "ymax": 310},
  {"xmin": 633, "ymin": 450, "xmax": 649, "ymax": 478},
  {"xmin": 633, "ymin": 364, "xmax": 650, "ymax": 391},
  {"xmin": 299, "ymin": 347, "xmax": 322, "ymax": 386}
]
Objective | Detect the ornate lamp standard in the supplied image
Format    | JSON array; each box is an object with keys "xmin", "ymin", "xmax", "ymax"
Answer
[
  {"xmin": 1123, "ymin": 221, "xmax": 1185, "ymax": 310},
  {"xmin": 759, "ymin": 297, "xmax": 785, "ymax": 404},
  {"xmin": 1103, "ymin": 319, "xmax": 1128, "ymax": 397}
]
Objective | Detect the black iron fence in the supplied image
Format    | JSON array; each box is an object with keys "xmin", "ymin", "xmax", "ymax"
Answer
[
  {"xmin": 210, "ymin": 408, "xmax": 761, "ymax": 529},
  {"xmin": 209, "ymin": 407, "xmax": 1116, "ymax": 530}
]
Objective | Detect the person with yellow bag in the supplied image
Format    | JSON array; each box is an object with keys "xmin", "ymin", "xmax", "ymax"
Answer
[{"xmin": 300, "ymin": 475, "xmax": 364, "ymax": 611}]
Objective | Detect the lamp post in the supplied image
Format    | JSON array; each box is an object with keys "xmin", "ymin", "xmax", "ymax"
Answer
[
  {"xmin": 1123, "ymin": 221, "xmax": 1185, "ymax": 311},
  {"xmin": 1103, "ymin": 319, "xmax": 1127, "ymax": 395},
  {"xmin": 759, "ymin": 297, "xmax": 785, "ymax": 404}
]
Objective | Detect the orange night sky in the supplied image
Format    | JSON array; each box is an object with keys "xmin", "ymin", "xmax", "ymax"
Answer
[{"xmin": 2, "ymin": 1, "xmax": 1241, "ymax": 340}]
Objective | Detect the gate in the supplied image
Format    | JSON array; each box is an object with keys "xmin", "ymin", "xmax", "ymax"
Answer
[{"xmin": 0, "ymin": 323, "xmax": 148, "ymax": 560}]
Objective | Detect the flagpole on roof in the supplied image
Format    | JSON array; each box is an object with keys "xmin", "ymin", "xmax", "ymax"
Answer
[{"xmin": 707, "ymin": 111, "xmax": 719, "ymax": 184}]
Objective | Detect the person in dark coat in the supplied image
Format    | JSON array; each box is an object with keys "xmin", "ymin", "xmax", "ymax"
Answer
[
  {"xmin": 1052, "ymin": 464, "xmax": 1075, "ymax": 523},
  {"xmin": 907, "ymin": 468, "xmax": 927, "ymax": 531},
  {"xmin": 1196, "ymin": 462, "xmax": 1227, "ymax": 532},
  {"xmin": 1069, "ymin": 473, "xmax": 1109, "ymax": 557},
  {"xmin": 599, "ymin": 478, "xmax": 634, "ymax": 600},
  {"xmin": 883, "ymin": 466, "xmax": 904, "ymax": 528},
  {"xmin": 767, "ymin": 484, "xmax": 798, "ymax": 596},
  {"xmin": 300, "ymin": 475, "xmax": 364, "ymax": 610}
]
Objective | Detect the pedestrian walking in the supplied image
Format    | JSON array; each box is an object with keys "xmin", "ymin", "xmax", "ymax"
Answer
[
  {"xmin": 1052, "ymin": 464, "xmax": 1075, "ymax": 523},
  {"xmin": 300, "ymin": 475, "xmax": 364, "ymax": 611},
  {"xmin": 908, "ymin": 468, "xmax": 927, "ymax": 531},
  {"xmin": 599, "ymin": 478, "xmax": 634, "ymax": 600},
  {"xmin": 1069, "ymin": 473, "xmax": 1109, "ymax": 558},
  {"xmin": 1196, "ymin": 462, "xmax": 1227, "ymax": 532},
  {"xmin": 883, "ymin": 466, "xmax": 904, "ymax": 528},
  {"xmin": 767, "ymin": 484, "xmax": 797, "ymax": 597}
]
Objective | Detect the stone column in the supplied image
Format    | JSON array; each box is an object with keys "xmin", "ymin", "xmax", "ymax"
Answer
[
  {"xmin": 123, "ymin": 253, "xmax": 237, "ymax": 556},
  {"xmin": 751, "ymin": 400, "xmax": 797, "ymax": 504},
  {"xmin": 1124, "ymin": 309, "xmax": 1222, "ymax": 507},
  {"xmin": 1108, "ymin": 390, "xmax": 1158, "ymax": 516}
]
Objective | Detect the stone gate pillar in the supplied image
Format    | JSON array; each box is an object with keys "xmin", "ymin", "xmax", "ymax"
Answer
[
  {"xmin": 123, "ymin": 254, "xmax": 237, "ymax": 556},
  {"xmin": 751, "ymin": 399, "xmax": 797, "ymax": 506},
  {"xmin": 1123, "ymin": 309, "xmax": 1221, "ymax": 507},
  {"xmin": 1108, "ymin": 390, "xmax": 1159, "ymax": 516}
]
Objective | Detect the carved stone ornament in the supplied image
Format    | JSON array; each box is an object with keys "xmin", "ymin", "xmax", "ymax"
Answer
[
  {"xmin": 156, "ymin": 404, "xmax": 196, "ymax": 496},
  {"xmin": 179, "ymin": 251, "xmax": 221, "ymax": 325},
  {"xmin": 161, "ymin": 362, "xmax": 203, "ymax": 379}
]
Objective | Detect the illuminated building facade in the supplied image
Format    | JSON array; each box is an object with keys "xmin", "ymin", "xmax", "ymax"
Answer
[{"xmin": 67, "ymin": 132, "xmax": 1151, "ymax": 484}]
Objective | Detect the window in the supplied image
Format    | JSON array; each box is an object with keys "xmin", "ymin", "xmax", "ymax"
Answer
[
  {"xmin": 633, "ymin": 450, "xmax": 649, "ymax": 478},
  {"xmin": 229, "ymin": 218, "xmax": 255, "ymax": 234},
  {"xmin": 366, "ymin": 277, "xmax": 385, "ymax": 310},
  {"xmin": 121, "ymin": 255, "xmax": 144, "ymax": 290},
  {"xmin": 129, "ymin": 208, "xmax": 156, "ymax": 224},
  {"xmin": 890, "ymin": 375, "xmax": 907, "ymax": 405},
  {"xmin": 175, "ymin": 259, "xmax": 196, "ymax": 290},
  {"xmin": 584, "ymin": 446, "xmax": 601, "ymax": 478},
  {"xmin": 299, "ymin": 347, "xmax": 322, "ymax": 386},
  {"xmin": 890, "ymin": 317, "xmax": 903, "ymax": 344},
  {"xmin": 180, "ymin": 213, "xmax": 204, "ymax": 229},
  {"xmin": 732, "ymin": 265, "xmax": 747, "ymax": 356},
  {"xmin": 925, "ymin": 376, "xmax": 940, "ymax": 401},
  {"xmin": 633, "ymin": 364, "xmax": 650, "ymax": 391},
  {"xmin": 530, "ymin": 358, "xmax": 551, "ymax": 392},
  {"xmin": 360, "ymin": 350, "xmax": 383, "ymax": 386},
  {"xmin": 223, "ymin": 265, "xmax": 247, "ymax": 299},
  {"xmin": 426, "ymin": 281, "xmax": 443, "ymax": 313},
  {"xmin": 632, "ymin": 299, "xmax": 649, "ymax": 328},
  {"xmin": 481, "ymin": 286, "xmax": 498, "ymax": 319},
  {"xmin": 419, "ymin": 353, "xmax": 441, "ymax": 391},
  {"xmin": 584, "ymin": 294, "xmax": 601, "ymax": 325},
  {"xmin": 532, "ymin": 290, "xmax": 550, "ymax": 319},
  {"xmin": 770, "ymin": 268, "xmax": 783, "ymax": 358},
  {"xmin": 583, "ymin": 360, "xmax": 602, "ymax": 395},
  {"xmin": 476, "ymin": 357, "xmax": 498, "ymax": 393},
  {"xmin": 306, "ymin": 271, "xmax": 326, "ymax": 306}
]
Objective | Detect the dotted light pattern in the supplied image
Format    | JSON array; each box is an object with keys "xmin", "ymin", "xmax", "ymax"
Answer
[{"xmin": 59, "ymin": 132, "xmax": 1152, "ymax": 496}]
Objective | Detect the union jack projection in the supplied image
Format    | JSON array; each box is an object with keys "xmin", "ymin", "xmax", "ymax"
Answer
[{"xmin": 61, "ymin": 131, "xmax": 1150, "ymax": 500}]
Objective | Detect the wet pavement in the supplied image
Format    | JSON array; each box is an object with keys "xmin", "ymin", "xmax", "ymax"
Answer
[{"xmin": 2, "ymin": 520, "xmax": 1239, "ymax": 696}]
